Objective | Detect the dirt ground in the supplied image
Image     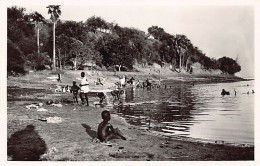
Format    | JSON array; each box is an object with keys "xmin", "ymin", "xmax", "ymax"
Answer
[{"xmin": 6, "ymin": 69, "xmax": 254, "ymax": 161}]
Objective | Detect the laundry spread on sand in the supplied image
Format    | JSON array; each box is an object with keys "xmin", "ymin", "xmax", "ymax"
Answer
[
  {"xmin": 38, "ymin": 116, "xmax": 63, "ymax": 123},
  {"xmin": 26, "ymin": 103, "xmax": 44, "ymax": 110},
  {"xmin": 26, "ymin": 104, "xmax": 39, "ymax": 109},
  {"xmin": 46, "ymin": 116, "xmax": 62, "ymax": 123},
  {"xmin": 51, "ymin": 103, "xmax": 62, "ymax": 107},
  {"xmin": 37, "ymin": 108, "xmax": 48, "ymax": 112}
]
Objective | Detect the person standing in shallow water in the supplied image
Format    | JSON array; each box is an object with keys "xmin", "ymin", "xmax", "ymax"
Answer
[{"xmin": 79, "ymin": 72, "xmax": 89, "ymax": 106}]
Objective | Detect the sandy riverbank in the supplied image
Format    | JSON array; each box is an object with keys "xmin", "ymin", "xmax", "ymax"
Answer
[
  {"xmin": 7, "ymin": 68, "xmax": 246, "ymax": 90},
  {"xmin": 6, "ymin": 69, "xmax": 253, "ymax": 161}
]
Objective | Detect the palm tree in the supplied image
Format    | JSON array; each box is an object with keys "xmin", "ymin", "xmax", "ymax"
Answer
[
  {"xmin": 30, "ymin": 12, "xmax": 45, "ymax": 55},
  {"xmin": 47, "ymin": 5, "xmax": 61, "ymax": 70}
]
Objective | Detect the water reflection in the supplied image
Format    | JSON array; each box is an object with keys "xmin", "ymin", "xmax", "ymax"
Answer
[
  {"xmin": 113, "ymin": 80, "xmax": 254, "ymax": 145},
  {"xmin": 125, "ymin": 87, "xmax": 134, "ymax": 103},
  {"xmin": 114, "ymin": 84, "xmax": 196, "ymax": 135}
]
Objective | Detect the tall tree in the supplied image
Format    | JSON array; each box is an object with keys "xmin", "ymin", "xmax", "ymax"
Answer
[
  {"xmin": 56, "ymin": 34, "xmax": 69, "ymax": 69},
  {"xmin": 172, "ymin": 34, "xmax": 191, "ymax": 72},
  {"xmin": 218, "ymin": 56, "xmax": 241, "ymax": 75},
  {"xmin": 68, "ymin": 38, "xmax": 90, "ymax": 70},
  {"xmin": 85, "ymin": 16, "xmax": 109, "ymax": 33},
  {"xmin": 148, "ymin": 26, "xmax": 165, "ymax": 40},
  {"xmin": 7, "ymin": 39, "xmax": 25, "ymax": 74},
  {"xmin": 7, "ymin": 6, "xmax": 35, "ymax": 74},
  {"xmin": 56, "ymin": 21, "xmax": 86, "ymax": 40},
  {"xmin": 29, "ymin": 12, "xmax": 45, "ymax": 54},
  {"xmin": 47, "ymin": 5, "xmax": 61, "ymax": 70},
  {"xmin": 101, "ymin": 37, "xmax": 134, "ymax": 71}
]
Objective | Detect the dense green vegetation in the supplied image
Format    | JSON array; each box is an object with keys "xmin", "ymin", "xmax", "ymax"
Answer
[{"xmin": 7, "ymin": 6, "xmax": 241, "ymax": 75}]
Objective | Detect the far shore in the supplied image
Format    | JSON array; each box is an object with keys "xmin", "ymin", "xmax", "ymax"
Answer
[
  {"xmin": 7, "ymin": 67, "xmax": 248, "ymax": 90},
  {"xmin": 6, "ymin": 69, "xmax": 254, "ymax": 161}
]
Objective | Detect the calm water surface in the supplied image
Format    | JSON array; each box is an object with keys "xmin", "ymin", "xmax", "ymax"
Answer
[{"xmin": 111, "ymin": 80, "xmax": 254, "ymax": 145}]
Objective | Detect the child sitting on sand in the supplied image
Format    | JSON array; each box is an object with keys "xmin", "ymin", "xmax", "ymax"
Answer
[
  {"xmin": 70, "ymin": 81, "xmax": 80, "ymax": 103},
  {"xmin": 97, "ymin": 110, "xmax": 126, "ymax": 142}
]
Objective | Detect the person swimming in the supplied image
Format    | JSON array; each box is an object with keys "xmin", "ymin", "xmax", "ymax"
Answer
[{"xmin": 221, "ymin": 89, "xmax": 230, "ymax": 95}]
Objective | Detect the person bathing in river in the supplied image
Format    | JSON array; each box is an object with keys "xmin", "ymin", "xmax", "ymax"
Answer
[
  {"xmin": 97, "ymin": 110, "xmax": 126, "ymax": 142},
  {"xmin": 136, "ymin": 80, "xmax": 141, "ymax": 88},
  {"xmin": 221, "ymin": 89, "xmax": 230, "ymax": 95},
  {"xmin": 120, "ymin": 76, "xmax": 126, "ymax": 88},
  {"xmin": 127, "ymin": 77, "xmax": 135, "ymax": 85}
]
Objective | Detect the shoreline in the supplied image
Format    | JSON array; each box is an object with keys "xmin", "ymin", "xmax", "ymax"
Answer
[
  {"xmin": 6, "ymin": 70, "xmax": 254, "ymax": 160},
  {"xmin": 148, "ymin": 130, "xmax": 254, "ymax": 148}
]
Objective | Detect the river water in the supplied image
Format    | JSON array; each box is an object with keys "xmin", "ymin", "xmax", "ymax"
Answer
[{"xmin": 111, "ymin": 80, "xmax": 254, "ymax": 146}]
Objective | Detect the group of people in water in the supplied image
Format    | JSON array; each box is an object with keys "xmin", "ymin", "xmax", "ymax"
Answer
[
  {"xmin": 221, "ymin": 88, "xmax": 255, "ymax": 96},
  {"xmin": 116, "ymin": 75, "xmax": 155, "ymax": 89}
]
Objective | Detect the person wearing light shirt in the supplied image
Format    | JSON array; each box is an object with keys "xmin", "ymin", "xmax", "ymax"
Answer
[{"xmin": 79, "ymin": 72, "xmax": 89, "ymax": 106}]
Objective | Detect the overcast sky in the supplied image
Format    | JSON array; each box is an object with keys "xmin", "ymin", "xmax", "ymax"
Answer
[{"xmin": 8, "ymin": 0, "xmax": 255, "ymax": 77}]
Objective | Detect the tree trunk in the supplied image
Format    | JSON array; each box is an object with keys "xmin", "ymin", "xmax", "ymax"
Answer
[
  {"xmin": 182, "ymin": 54, "xmax": 185, "ymax": 69},
  {"xmin": 58, "ymin": 48, "xmax": 61, "ymax": 69},
  {"xmin": 179, "ymin": 54, "xmax": 182, "ymax": 72},
  {"xmin": 74, "ymin": 58, "xmax": 77, "ymax": 71},
  {"xmin": 159, "ymin": 70, "xmax": 161, "ymax": 86},
  {"xmin": 63, "ymin": 51, "xmax": 66, "ymax": 68},
  {"xmin": 179, "ymin": 48, "xmax": 185, "ymax": 72},
  {"xmin": 185, "ymin": 57, "xmax": 190, "ymax": 72},
  {"xmin": 37, "ymin": 28, "xmax": 40, "ymax": 55},
  {"xmin": 118, "ymin": 65, "xmax": 121, "ymax": 72},
  {"xmin": 53, "ymin": 22, "xmax": 56, "ymax": 70}
]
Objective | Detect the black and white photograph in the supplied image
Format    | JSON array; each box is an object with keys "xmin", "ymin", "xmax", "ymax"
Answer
[{"xmin": 1, "ymin": 0, "xmax": 259, "ymax": 164}]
